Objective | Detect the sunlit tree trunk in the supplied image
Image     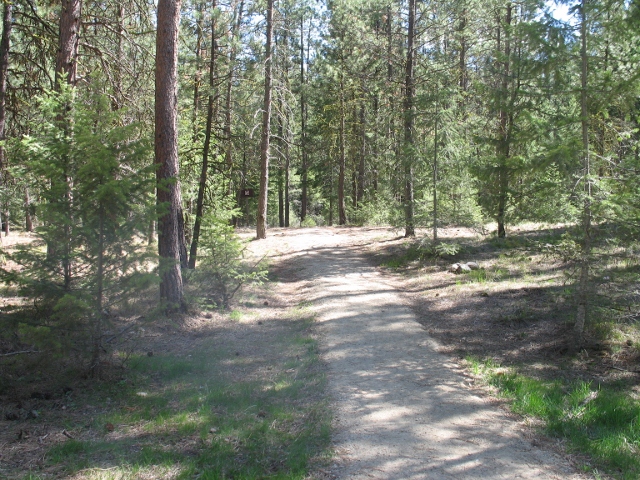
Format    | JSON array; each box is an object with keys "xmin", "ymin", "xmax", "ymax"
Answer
[
  {"xmin": 156, "ymin": 0, "xmax": 185, "ymax": 309},
  {"xmin": 256, "ymin": 0, "xmax": 274, "ymax": 239}
]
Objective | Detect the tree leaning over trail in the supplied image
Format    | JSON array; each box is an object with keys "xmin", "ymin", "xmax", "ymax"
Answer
[
  {"xmin": 256, "ymin": 0, "xmax": 274, "ymax": 240},
  {"xmin": 155, "ymin": 0, "xmax": 186, "ymax": 309}
]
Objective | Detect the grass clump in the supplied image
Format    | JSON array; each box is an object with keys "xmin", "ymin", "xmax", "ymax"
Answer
[{"xmin": 467, "ymin": 357, "xmax": 640, "ymax": 479}]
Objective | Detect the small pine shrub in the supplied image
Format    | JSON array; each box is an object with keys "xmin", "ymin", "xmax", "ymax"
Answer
[
  {"xmin": 190, "ymin": 216, "xmax": 267, "ymax": 309},
  {"xmin": 1, "ymin": 88, "xmax": 157, "ymax": 373}
]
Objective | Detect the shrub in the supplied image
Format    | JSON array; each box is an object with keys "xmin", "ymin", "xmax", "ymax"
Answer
[
  {"xmin": 1, "ymin": 89, "xmax": 157, "ymax": 373},
  {"xmin": 190, "ymin": 218, "xmax": 267, "ymax": 309}
]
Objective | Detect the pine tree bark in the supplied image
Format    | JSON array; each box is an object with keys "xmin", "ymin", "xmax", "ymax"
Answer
[
  {"xmin": 256, "ymin": 0, "xmax": 274, "ymax": 239},
  {"xmin": 357, "ymin": 101, "xmax": 366, "ymax": 206},
  {"xmin": 403, "ymin": 0, "xmax": 416, "ymax": 237},
  {"xmin": 496, "ymin": 4, "xmax": 512, "ymax": 239},
  {"xmin": 338, "ymin": 69, "xmax": 347, "ymax": 225},
  {"xmin": 53, "ymin": 0, "xmax": 82, "ymax": 290},
  {"xmin": 300, "ymin": 16, "xmax": 308, "ymax": 223},
  {"xmin": 433, "ymin": 99, "xmax": 439, "ymax": 242},
  {"xmin": 156, "ymin": 0, "xmax": 186, "ymax": 309},
  {"xmin": 0, "ymin": 1, "xmax": 12, "ymax": 238}
]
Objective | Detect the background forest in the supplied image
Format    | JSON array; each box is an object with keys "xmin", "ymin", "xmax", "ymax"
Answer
[{"xmin": 0, "ymin": 0, "xmax": 637, "ymax": 374}]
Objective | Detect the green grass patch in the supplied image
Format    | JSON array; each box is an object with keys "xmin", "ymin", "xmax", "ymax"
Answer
[
  {"xmin": 467, "ymin": 357, "xmax": 640, "ymax": 479},
  {"xmin": 38, "ymin": 318, "xmax": 330, "ymax": 479}
]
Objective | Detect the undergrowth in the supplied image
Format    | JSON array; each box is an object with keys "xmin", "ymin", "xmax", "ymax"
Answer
[
  {"xmin": 467, "ymin": 357, "xmax": 640, "ymax": 479},
  {"xmin": 22, "ymin": 317, "xmax": 330, "ymax": 479}
]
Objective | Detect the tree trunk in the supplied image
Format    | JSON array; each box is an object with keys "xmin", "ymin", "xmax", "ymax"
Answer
[
  {"xmin": 285, "ymin": 131, "xmax": 290, "ymax": 227},
  {"xmin": 496, "ymin": 4, "xmax": 512, "ymax": 239},
  {"xmin": 56, "ymin": 0, "xmax": 81, "ymax": 88},
  {"xmin": 403, "ymin": 0, "xmax": 416, "ymax": 238},
  {"xmin": 189, "ymin": 0, "xmax": 219, "ymax": 269},
  {"xmin": 574, "ymin": 0, "xmax": 591, "ymax": 350},
  {"xmin": 256, "ymin": 0, "xmax": 274, "ymax": 239},
  {"xmin": 155, "ymin": 0, "xmax": 185, "ymax": 309},
  {"xmin": 54, "ymin": 0, "xmax": 82, "ymax": 290},
  {"xmin": 278, "ymin": 111, "xmax": 284, "ymax": 227},
  {"xmin": 357, "ymin": 101, "xmax": 366, "ymax": 206},
  {"xmin": 338, "ymin": 70, "xmax": 347, "ymax": 225},
  {"xmin": 300, "ymin": 16, "xmax": 308, "ymax": 223},
  {"xmin": 433, "ymin": 99, "xmax": 438, "ymax": 242},
  {"xmin": 25, "ymin": 189, "xmax": 33, "ymax": 232},
  {"xmin": 0, "ymin": 1, "xmax": 11, "ymax": 238}
]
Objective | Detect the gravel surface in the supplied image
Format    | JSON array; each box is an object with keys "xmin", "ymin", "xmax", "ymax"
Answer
[{"xmin": 248, "ymin": 227, "xmax": 588, "ymax": 480}]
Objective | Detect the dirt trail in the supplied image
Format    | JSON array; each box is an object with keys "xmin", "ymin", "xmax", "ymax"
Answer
[{"xmin": 249, "ymin": 227, "xmax": 586, "ymax": 480}]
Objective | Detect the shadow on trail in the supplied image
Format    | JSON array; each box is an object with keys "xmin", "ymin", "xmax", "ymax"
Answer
[{"xmin": 289, "ymin": 237, "xmax": 576, "ymax": 479}]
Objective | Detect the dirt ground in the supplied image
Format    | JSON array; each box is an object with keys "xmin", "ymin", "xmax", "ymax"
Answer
[{"xmin": 2, "ymin": 225, "xmax": 636, "ymax": 478}]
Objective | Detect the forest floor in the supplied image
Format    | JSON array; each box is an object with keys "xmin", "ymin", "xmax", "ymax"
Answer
[{"xmin": 1, "ymin": 225, "xmax": 638, "ymax": 478}]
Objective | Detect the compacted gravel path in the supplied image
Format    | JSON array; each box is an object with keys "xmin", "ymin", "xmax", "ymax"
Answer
[{"xmin": 253, "ymin": 227, "xmax": 586, "ymax": 480}]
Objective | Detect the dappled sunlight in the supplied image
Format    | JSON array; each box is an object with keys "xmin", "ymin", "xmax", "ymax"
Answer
[{"xmin": 263, "ymin": 229, "xmax": 583, "ymax": 479}]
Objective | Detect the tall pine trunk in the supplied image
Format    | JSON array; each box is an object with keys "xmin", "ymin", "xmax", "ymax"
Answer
[
  {"xmin": 155, "ymin": 0, "xmax": 186, "ymax": 309},
  {"xmin": 300, "ymin": 17, "xmax": 308, "ymax": 223},
  {"xmin": 0, "ymin": 1, "xmax": 12, "ymax": 238},
  {"xmin": 403, "ymin": 0, "xmax": 416, "ymax": 238},
  {"xmin": 496, "ymin": 5, "xmax": 512, "ymax": 239},
  {"xmin": 357, "ymin": 101, "xmax": 366, "ymax": 206},
  {"xmin": 256, "ymin": 0, "xmax": 273, "ymax": 239},
  {"xmin": 338, "ymin": 68, "xmax": 347, "ymax": 225}
]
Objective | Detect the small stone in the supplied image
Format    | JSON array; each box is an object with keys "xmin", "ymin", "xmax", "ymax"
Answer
[
  {"xmin": 209, "ymin": 427, "xmax": 218, "ymax": 433},
  {"xmin": 466, "ymin": 262, "xmax": 480, "ymax": 270},
  {"xmin": 204, "ymin": 312, "xmax": 213, "ymax": 319},
  {"xmin": 449, "ymin": 263, "xmax": 461, "ymax": 273},
  {"xmin": 627, "ymin": 339, "xmax": 633, "ymax": 347},
  {"xmin": 263, "ymin": 301, "xmax": 269, "ymax": 306},
  {"xmin": 459, "ymin": 264, "xmax": 472, "ymax": 273}
]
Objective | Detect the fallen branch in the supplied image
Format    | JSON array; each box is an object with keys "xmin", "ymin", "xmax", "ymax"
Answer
[
  {"xmin": 606, "ymin": 364, "xmax": 640, "ymax": 374},
  {"xmin": 0, "ymin": 350, "xmax": 40, "ymax": 357},
  {"xmin": 62, "ymin": 429, "xmax": 74, "ymax": 439},
  {"xmin": 104, "ymin": 323, "xmax": 138, "ymax": 344}
]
